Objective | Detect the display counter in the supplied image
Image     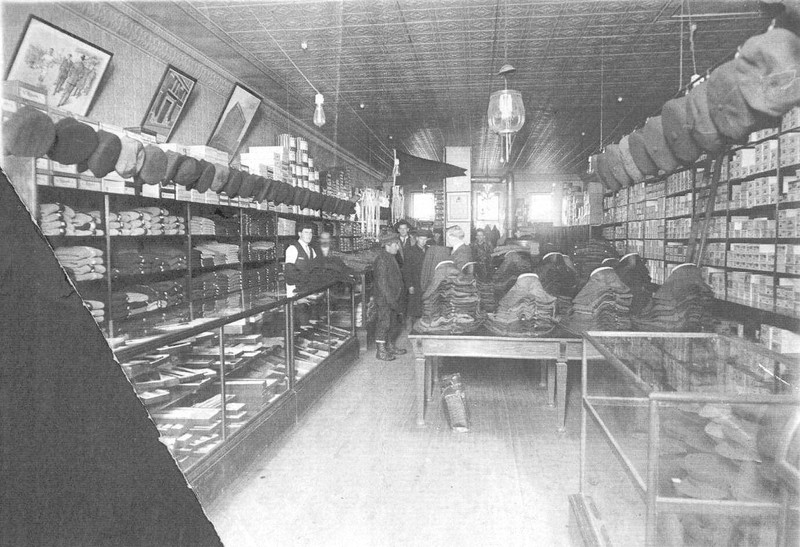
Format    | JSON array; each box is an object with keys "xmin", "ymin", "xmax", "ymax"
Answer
[{"xmin": 572, "ymin": 331, "xmax": 799, "ymax": 546}]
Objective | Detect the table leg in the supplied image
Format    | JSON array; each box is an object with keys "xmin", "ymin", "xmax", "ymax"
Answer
[
  {"xmin": 556, "ymin": 360, "xmax": 568, "ymax": 432},
  {"xmin": 431, "ymin": 356, "xmax": 439, "ymax": 394},
  {"xmin": 425, "ymin": 357, "xmax": 433, "ymax": 402},
  {"xmin": 539, "ymin": 360, "xmax": 547, "ymax": 387},
  {"xmin": 547, "ymin": 361, "xmax": 556, "ymax": 407},
  {"xmin": 415, "ymin": 355, "xmax": 426, "ymax": 426}
]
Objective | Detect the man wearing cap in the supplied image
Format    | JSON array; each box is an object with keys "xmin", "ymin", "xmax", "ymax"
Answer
[
  {"xmin": 284, "ymin": 222, "xmax": 316, "ymax": 297},
  {"xmin": 373, "ymin": 231, "xmax": 406, "ymax": 361},
  {"xmin": 471, "ymin": 228, "xmax": 493, "ymax": 280},
  {"xmin": 447, "ymin": 225, "xmax": 473, "ymax": 271},
  {"xmin": 394, "ymin": 219, "xmax": 414, "ymax": 264},
  {"xmin": 402, "ymin": 229, "xmax": 430, "ymax": 322}
]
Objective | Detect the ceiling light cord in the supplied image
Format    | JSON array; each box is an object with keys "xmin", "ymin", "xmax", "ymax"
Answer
[{"xmin": 679, "ymin": 0, "xmax": 685, "ymax": 90}]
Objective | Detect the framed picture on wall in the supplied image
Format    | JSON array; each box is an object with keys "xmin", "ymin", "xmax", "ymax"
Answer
[
  {"xmin": 207, "ymin": 83, "xmax": 262, "ymax": 157},
  {"xmin": 446, "ymin": 192, "xmax": 470, "ymax": 222},
  {"xmin": 140, "ymin": 65, "xmax": 196, "ymax": 141},
  {"xmin": 6, "ymin": 15, "xmax": 113, "ymax": 116}
]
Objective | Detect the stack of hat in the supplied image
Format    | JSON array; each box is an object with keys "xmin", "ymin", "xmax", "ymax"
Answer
[
  {"xmin": 571, "ymin": 239, "xmax": 618, "ymax": 281},
  {"xmin": 485, "ymin": 273, "xmax": 557, "ymax": 337},
  {"xmin": 615, "ymin": 253, "xmax": 656, "ymax": 315},
  {"xmin": 39, "ymin": 203, "xmax": 103, "ymax": 236},
  {"xmin": 53, "ymin": 246, "xmax": 105, "ymax": 282},
  {"xmin": 633, "ymin": 264, "xmax": 715, "ymax": 332},
  {"xmin": 491, "ymin": 250, "xmax": 532, "ymax": 302},
  {"xmin": 242, "ymin": 265, "xmax": 279, "ymax": 291},
  {"xmin": 414, "ymin": 261, "xmax": 483, "ymax": 334},
  {"xmin": 566, "ymin": 267, "xmax": 632, "ymax": 332},
  {"xmin": 537, "ymin": 252, "xmax": 579, "ymax": 317}
]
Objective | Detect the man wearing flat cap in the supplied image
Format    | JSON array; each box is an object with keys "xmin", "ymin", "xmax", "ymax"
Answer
[
  {"xmin": 447, "ymin": 225, "xmax": 473, "ymax": 271},
  {"xmin": 401, "ymin": 229, "xmax": 430, "ymax": 322},
  {"xmin": 372, "ymin": 230, "xmax": 406, "ymax": 361},
  {"xmin": 471, "ymin": 228, "xmax": 493, "ymax": 280}
]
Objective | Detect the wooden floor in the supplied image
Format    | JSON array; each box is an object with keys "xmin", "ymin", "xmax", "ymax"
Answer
[{"xmin": 206, "ymin": 336, "xmax": 595, "ymax": 546}]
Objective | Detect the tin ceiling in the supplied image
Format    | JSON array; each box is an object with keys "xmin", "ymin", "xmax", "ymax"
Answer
[{"xmin": 128, "ymin": 0, "xmax": 772, "ymax": 180}]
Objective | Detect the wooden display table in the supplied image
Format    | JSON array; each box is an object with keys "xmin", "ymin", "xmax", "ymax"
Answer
[{"xmin": 408, "ymin": 327, "xmax": 602, "ymax": 431}]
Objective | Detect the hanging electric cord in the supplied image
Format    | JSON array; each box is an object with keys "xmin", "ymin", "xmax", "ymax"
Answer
[{"xmin": 679, "ymin": 0, "xmax": 685, "ymax": 89}]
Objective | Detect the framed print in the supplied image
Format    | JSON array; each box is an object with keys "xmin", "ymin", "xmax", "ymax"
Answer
[
  {"xmin": 476, "ymin": 191, "xmax": 500, "ymax": 221},
  {"xmin": 207, "ymin": 83, "xmax": 262, "ymax": 157},
  {"xmin": 6, "ymin": 16, "xmax": 112, "ymax": 116},
  {"xmin": 446, "ymin": 192, "xmax": 470, "ymax": 221},
  {"xmin": 141, "ymin": 65, "xmax": 196, "ymax": 141}
]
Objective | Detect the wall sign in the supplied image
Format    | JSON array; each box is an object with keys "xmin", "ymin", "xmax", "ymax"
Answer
[{"xmin": 141, "ymin": 65, "xmax": 196, "ymax": 141}]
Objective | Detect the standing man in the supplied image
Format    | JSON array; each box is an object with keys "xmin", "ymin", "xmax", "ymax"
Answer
[
  {"xmin": 471, "ymin": 228, "xmax": 493, "ymax": 280},
  {"xmin": 395, "ymin": 219, "xmax": 413, "ymax": 264},
  {"xmin": 447, "ymin": 225, "xmax": 473, "ymax": 271},
  {"xmin": 373, "ymin": 231, "xmax": 406, "ymax": 361},
  {"xmin": 317, "ymin": 230, "xmax": 334, "ymax": 258},
  {"xmin": 402, "ymin": 229, "xmax": 430, "ymax": 322},
  {"xmin": 54, "ymin": 53, "xmax": 72, "ymax": 94},
  {"xmin": 58, "ymin": 54, "xmax": 85, "ymax": 107},
  {"xmin": 284, "ymin": 222, "xmax": 316, "ymax": 296}
]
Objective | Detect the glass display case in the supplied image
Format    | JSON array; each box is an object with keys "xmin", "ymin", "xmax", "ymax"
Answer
[
  {"xmin": 112, "ymin": 281, "xmax": 357, "ymax": 496},
  {"xmin": 573, "ymin": 332, "xmax": 799, "ymax": 546}
]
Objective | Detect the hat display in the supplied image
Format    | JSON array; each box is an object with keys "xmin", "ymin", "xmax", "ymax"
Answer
[
  {"xmin": 210, "ymin": 163, "xmax": 229, "ymax": 193},
  {"xmin": 736, "ymin": 28, "xmax": 800, "ymax": 117},
  {"xmin": 134, "ymin": 144, "xmax": 168, "ymax": 185},
  {"xmin": 307, "ymin": 192, "xmax": 322, "ymax": 210},
  {"xmin": 379, "ymin": 230, "xmax": 400, "ymax": 245},
  {"xmin": 641, "ymin": 116, "xmax": 680, "ymax": 173},
  {"xmin": 163, "ymin": 151, "xmax": 186, "ymax": 184},
  {"xmin": 321, "ymin": 195, "xmax": 335, "ymax": 212},
  {"xmin": 628, "ymin": 130, "xmax": 659, "ymax": 176},
  {"xmin": 194, "ymin": 160, "xmax": 216, "ymax": 193},
  {"xmin": 662, "ymin": 96, "xmax": 703, "ymax": 164},
  {"xmin": 252, "ymin": 177, "xmax": 269, "ymax": 202},
  {"xmin": 223, "ymin": 169, "xmax": 244, "ymax": 196},
  {"xmin": 48, "ymin": 117, "xmax": 98, "ymax": 165},
  {"xmin": 77, "ymin": 130, "xmax": 122, "ymax": 178},
  {"xmin": 605, "ymin": 144, "xmax": 632, "ymax": 188},
  {"xmin": 238, "ymin": 173, "xmax": 258, "ymax": 199},
  {"xmin": 114, "ymin": 137, "xmax": 145, "ymax": 179},
  {"xmin": 596, "ymin": 152, "xmax": 620, "ymax": 192},
  {"xmin": 3, "ymin": 105, "xmax": 56, "ymax": 157},
  {"xmin": 173, "ymin": 156, "xmax": 203, "ymax": 188},
  {"xmin": 617, "ymin": 136, "xmax": 644, "ymax": 184},
  {"xmin": 685, "ymin": 81, "xmax": 726, "ymax": 154},
  {"xmin": 707, "ymin": 60, "xmax": 776, "ymax": 141}
]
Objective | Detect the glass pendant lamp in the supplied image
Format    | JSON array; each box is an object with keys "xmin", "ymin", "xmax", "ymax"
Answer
[
  {"xmin": 487, "ymin": 64, "xmax": 525, "ymax": 135},
  {"xmin": 313, "ymin": 93, "xmax": 326, "ymax": 127}
]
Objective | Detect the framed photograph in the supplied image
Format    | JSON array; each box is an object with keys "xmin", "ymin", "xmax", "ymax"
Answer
[
  {"xmin": 141, "ymin": 65, "xmax": 196, "ymax": 141},
  {"xmin": 446, "ymin": 192, "xmax": 470, "ymax": 222},
  {"xmin": 6, "ymin": 16, "xmax": 112, "ymax": 116},
  {"xmin": 476, "ymin": 191, "xmax": 500, "ymax": 221},
  {"xmin": 207, "ymin": 83, "xmax": 262, "ymax": 157}
]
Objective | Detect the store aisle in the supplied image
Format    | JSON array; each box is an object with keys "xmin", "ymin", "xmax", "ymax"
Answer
[{"xmin": 206, "ymin": 338, "xmax": 585, "ymax": 547}]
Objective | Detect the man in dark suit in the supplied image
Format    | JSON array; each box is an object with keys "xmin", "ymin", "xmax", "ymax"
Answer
[
  {"xmin": 394, "ymin": 219, "xmax": 414, "ymax": 264},
  {"xmin": 401, "ymin": 229, "xmax": 430, "ymax": 322},
  {"xmin": 372, "ymin": 231, "xmax": 406, "ymax": 361},
  {"xmin": 447, "ymin": 225, "xmax": 473, "ymax": 271}
]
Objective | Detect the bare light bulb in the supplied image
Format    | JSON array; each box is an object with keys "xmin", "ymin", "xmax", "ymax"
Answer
[{"xmin": 313, "ymin": 93, "xmax": 325, "ymax": 127}]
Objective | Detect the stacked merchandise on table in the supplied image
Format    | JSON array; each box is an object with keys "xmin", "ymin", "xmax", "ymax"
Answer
[
  {"xmin": 571, "ymin": 239, "xmax": 619, "ymax": 280},
  {"xmin": 242, "ymin": 241, "xmax": 275, "ymax": 263},
  {"xmin": 566, "ymin": 266, "xmax": 632, "ymax": 332},
  {"xmin": 537, "ymin": 252, "xmax": 579, "ymax": 318},
  {"xmin": 615, "ymin": 253, "xmax": 657, "ymax": 315},
  {"xmin": 414, "ymin": 261, "xmax": 482, "ymax": 334},
  {"xmin": 40, "ymin": 203, "xmax": 103, "ymax": 236},
  {"xmin": 54, "ymin": 246, "xmax": 105, "ymax": 281},
  {"xmin": 486, "ymin": 273, "xmax": 557, "ymax": 337},
  {"xmin": 491, "ymin": 250, "xmax": 532, "ymax": 303},
  {"xmin": 189, "ymin": 215, "xmax": 215, "ymax": 235},
  {"xmin": 108, "ymin": 208, "xmax": 185, "ymax": 236},
  {"xmin": 338, "ymin": 248, "xmax": 380, "ymax": 273},
  {"xmin": 242, "ymin": 265, "xmax": 278, "ymax": 291},
  {"xmin": 111, "ymin": 243, "xmax": 187, "ymax": 279},
  {"xmin": 192, "ymin": 241, "xmax": 240, "ymax": 267},
  {"xmin": 633, "ymin": 264, "xmax": 715, "ymax": 332}
]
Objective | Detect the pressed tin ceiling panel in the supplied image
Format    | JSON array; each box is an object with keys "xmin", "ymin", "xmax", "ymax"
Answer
[{"xmin": 127, "ymin": 0, "xmax": 771, "ymax": 178}]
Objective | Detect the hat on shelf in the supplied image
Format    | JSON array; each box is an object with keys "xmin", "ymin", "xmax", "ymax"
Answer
[
  {"xmin": 685, "ymin": 80, "xmax": 726, "ymax": 154},
  {"xmin": 223, "ymin": 168, "xmax": 244, "ymax": 196},
  {"xmin": 48, "ymin": 117, "xmax": 98, "ymax": 165},
  {"xmin": 274, "ymin": 181, "xmax": 292, "ymax": 205},
  {"xmin": 662, "ymin": 96, "xmax": 703, "ymax": 164},
  {"xmin": 641, "ymin": 116, "xmax": 680, "ymax": 173},
  {"xmin": 114, "ymin": 136, "xmax": 145, "ymax": 179},
  {"xmin": 287, "ymin": 185, "xmax": 300, "ymax": 206},
  {"xmin": 736, "ymin": 28, "xmax": 800, "ymax": 117},
  {"xmin": 194, "ymin": 160, "xmax": 216, "ymax": 193},
  {"xmin": 163, "ymin": 151, "xmax": 186, "ymax": 184},
  {"xmin": 628, "ymin": 129, "xmax": 659, "ymax": 176},
  {"xmin": 342, "ymin": 199, "xmax": 356, "ymax": 216},
  {"xmin": 596, "ymin": 152, "xmax": 620, "ymax": 192},
  {"xmin": 379, "ymin": 230, "xmax": 400, "ymax": 245},
  {"xmin": 321, "ymin": 195, "xmax": 334, "ymax": 213},
  {"xmin": 301, "ymin": 188, "xmax": 314, "ymax": 209},
  {"xmin": 134, "ymin": 144, "xmax": 168, "ymax": 185},
  {"xmin": 253, "ymin": 177, "xmax": 269, "ymax": 202},
  {"xmin": 3, "ymin": 105, "xmax": 56, "ymax": 157},
  {"xmin": 238, "ymin": 173, "xmax": 258, "ymax": 199},
  {"xmin": 605, "ymin": 144, "xmax": 632, "ymax": 188},
  {"xmin": 312, "ymin": 192, "xmax": 325, "ymax": 210},
  {"xmin": 263, "ymin": 178, "xmax": 279, "ymax": 203},
  {"xmin": 77, "ymin": 130, "xmax": 122, "ymax": 178},
  {"xmin": 707, "ymin": 60, "xmax": 776, "ymax": 141},
  {"xmin": 618, "ymin": 135, "xmax": 645, "ymax": 183},
  {"xmin": 173, "ymin": 156, "xmax": 203, "ymax": 187},
  {"xmin": 210, "ymin": 163, "xmax": 229, "ymax": 193},
  {"xmin": 305, "ymin": 191, "xmax": 318, "ymax": 210}
]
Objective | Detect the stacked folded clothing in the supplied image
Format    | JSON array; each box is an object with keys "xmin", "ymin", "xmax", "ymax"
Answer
[
  {"xmin": 240, "ymin": 212, "xmax": 275, "ymax": 237},
  {"xmin": 109, "ymin": 207, "xmax": 185, "ymax": 236},
  {"xmin": 486, "ymin": 273, "xmax": 557, "ymax": 337},
  {"xmin": 242, "ymin": 241, "xmax": 275, "ymax": 263},
  {"xmin": 491, "ymin": 251, "xmax": 532, "ymax": 302},
  {"xmin": 189, "ymin": 215, "xmax": 216, "ymax": 235},
  {"xmin": 190, "ymin": 269, "xmax": 242, "ymax": 300},
  {"xmin": 54, "ymin": 246, "xmax": 105, "ymax": 281},
  {"xmin": 414, "ymin": 260, "xmax": 482, "ymax": 334},
  {"xmin": 566, "ymin": 266, "xmax": 632, "ymax": 332},
  {"xmin": 615, "ymin": 253, "xmax": 657, "ymax": 315},
  {"xmin": 571, "ymin": 239, "xmax": 619, "ymax": 280},
  {"xmin": 111, "ymin": 243, "xmax": 188, "ymax": 278},
  {"xmin": 192, "ymin": 241, "xmax": 240, "ymax": 267},
  {"xmin": 242, "ymin": 264, "xmax": 279, "ymax": 290},
  {"xmin": 83, "ymin": 299, "xmax": 105, "ymax": 324},
  {"xmin": 476, "ymin": 279, "xmax": 497, "ymax": 313},
  {"xmin": 633, "ymin": 264, "xmax": 716, "ymax": 332},
  {"xmin": 212, "ymin": 214, "xmax": 240, "ymax": 237},
  {"xmin": 111, "ymin": 281, "xmax": 186, "ymax": 321},
  {"xmin": 40, "ymin": 203, "xmax": 104, "ymax": 236},
  {"xmin": 537, "ymin": 252, "xmax": 579, "ymax": 318}
]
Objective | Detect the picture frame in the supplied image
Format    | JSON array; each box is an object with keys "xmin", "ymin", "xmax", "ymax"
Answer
[
  {"xmin": 140, "ymin": 65, "xmax": 196, "ymax": 141},
  {"xmin": 207, "ymin": 83, "xmax": 262, "ymax": 157},
  {"xmin": 446, "ymin": 192, "xmax": 470, "ymax": 222},
  {"xmin": 6, "ymin": 15, "xmax": 113, "ymax": 116}
]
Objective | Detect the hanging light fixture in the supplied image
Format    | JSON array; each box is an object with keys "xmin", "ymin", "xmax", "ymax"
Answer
[
  {"xmin": 313, "ymin": 93, "xmax": 326, "ymax": 127},
  {"xmin": 487, "ymin": 64, "xmax": 525, "ymax": 163}
]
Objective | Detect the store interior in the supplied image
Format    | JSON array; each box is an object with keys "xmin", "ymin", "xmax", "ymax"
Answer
[{"xmin": 2, "ymin": 1, "xmax": 800, "ymax": 546}]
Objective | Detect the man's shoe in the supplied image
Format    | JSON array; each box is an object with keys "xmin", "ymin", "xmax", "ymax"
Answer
[
  {"xmin": 386, "ymin": 342, "xmax": 407, "ymax": 355},
  {"xmin": 376, "ymin": 342, "xmax": 395, "ymax": 361}
]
